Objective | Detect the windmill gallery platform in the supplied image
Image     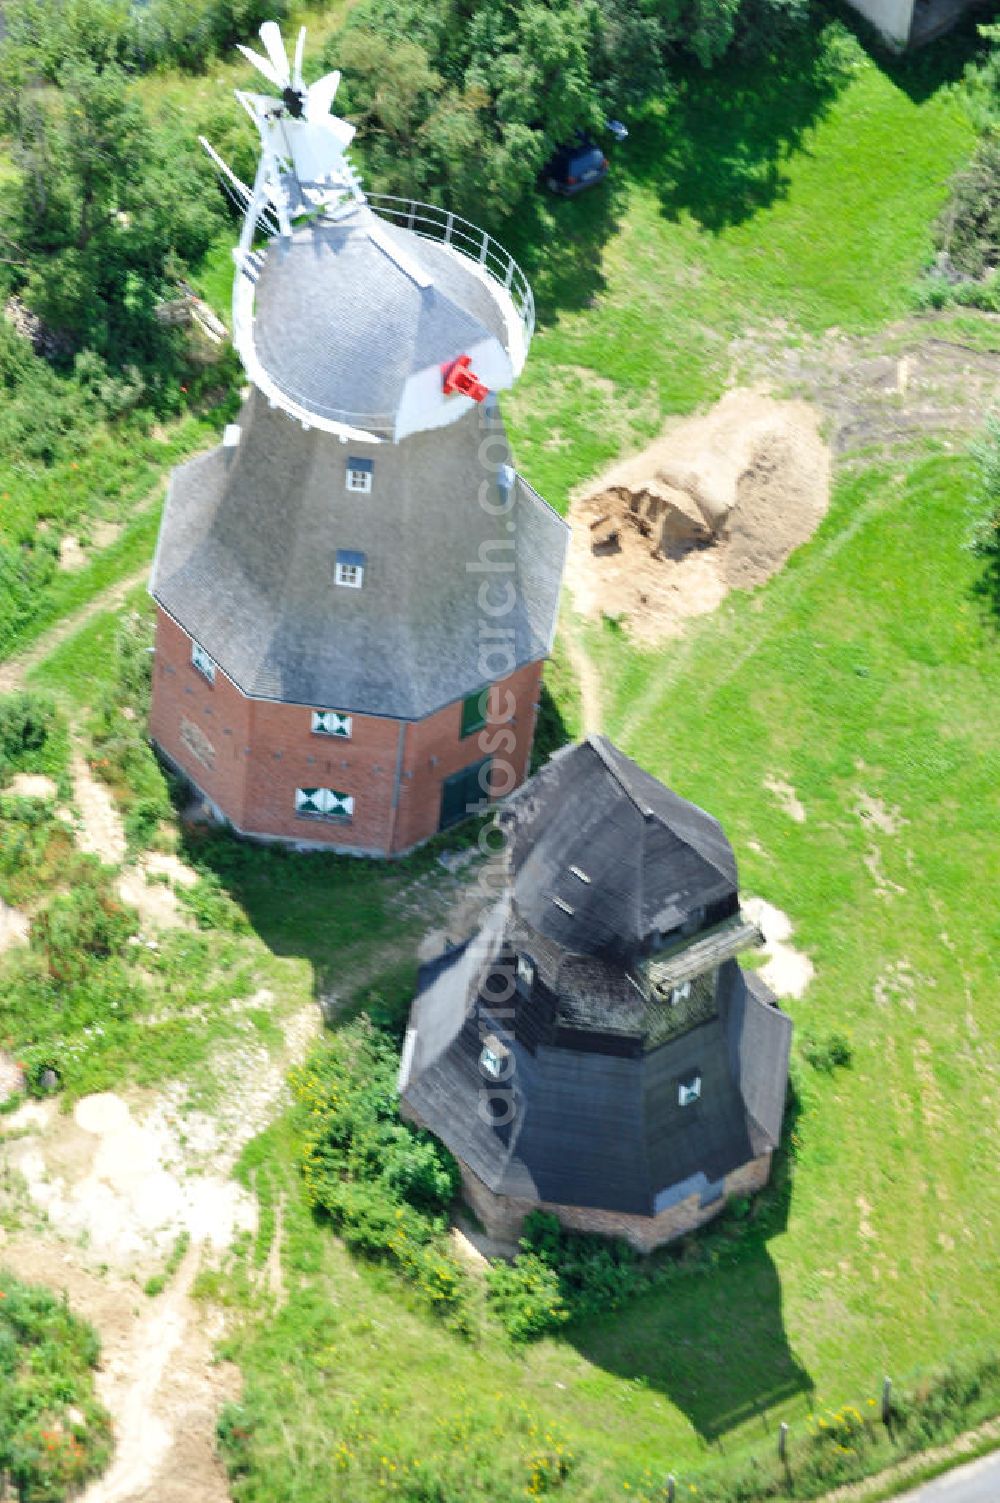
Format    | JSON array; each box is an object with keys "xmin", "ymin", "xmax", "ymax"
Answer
[{"xmin": 149, "ymin": 25, "xmax": 567, "ymax": 854}]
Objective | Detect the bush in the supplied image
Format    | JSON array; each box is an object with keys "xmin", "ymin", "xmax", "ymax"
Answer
[
  {"xmin": 290, "ymin": 1019, "xmax": 468, "ymax": 1323},
  {"xmin": 935, "ymin": 133, "xmax": 1000, "ymax": 281},
  {"xmin": 89, "ymin": 609, "xmax": 173, "ymax": 851},
  {"xmin": 30, "ymin": 870, "xmax": 138, "ymax": 983},
  {"xmin": 800, "ymin": 1029, "xmax": 853, "ymax": 1073},
  {"xmin": 0, "ymin": 1269, "xmax": 113, "ymax": 1502},
  {"xmin": 970, "ymin": 416, "xmax": 1000, "ymax": 617},
  {"xmin": 0, "ymin": 691, "xmax": 60, "ymax": 783},
  {"xmin": 512, "ymin": 1209, "xmax": 646, "ymax": 1324},
  {"xmin": 485, "ymin": 1252, "xmax": 569, "ymax": 1342}
]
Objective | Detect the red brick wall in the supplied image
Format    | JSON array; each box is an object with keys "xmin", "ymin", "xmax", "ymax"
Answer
[
  {"xmin": 244, "ymin": 696, "xmax": 402, "ymax": 854},
  {"xmin": 150, "ymin": 607, "xmax": 545, "ymax": 855},
  {"xmin": 458, "ymin": 1153, "xmax": 774, "ymax": 1255},
  {"xmin": 392, "ymin": 659, "xmax": 543, "ymax": 853},
  {"xmin": 149, "ymin": 608, "xmax": 252, "ymax": 827}
]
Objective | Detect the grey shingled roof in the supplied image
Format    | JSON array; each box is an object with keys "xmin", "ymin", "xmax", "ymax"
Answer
[
  {"xmin": 150, "ymin": 393, "xmax": 567, "ymax": 719},
  {"xmin": 503, "ymin": 736, "xmax": 739, "ymax": 965},
  {"xmin": 248, "ymin": 205, "xmax": 510, "ymax": 426},
  {"xmin": 402, "ymin": 746, "xmax": 792, "ymax": 1218},
  {"xmin": 404, "ymin": 946, "xmax": 791, "ymax": 1216}
]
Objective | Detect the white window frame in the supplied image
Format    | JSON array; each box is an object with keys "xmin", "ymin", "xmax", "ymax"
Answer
[
  {"xmin": 678, "ymin": 1074, "xmax": 702, "ymax": 1108},
  {"xmin": 346, "ymin": 466, "xmax": 372, "ymax": 494},
  {"xmin": 311, "ymin": 710, "xmax": 352, "ymax": 739},
  {"xmin": 517, "ymin": 953, "xmax": 535, "ymax": 990},
  {"xmin": 191, "ymin": 641, "xmax": 215, "ymax": 683},
  {"xmin": 295, "ymin": 787, "xmax": 355, "ymax": 821},
  {"xmin": 335, "ymin": 561, "xmax": 364, "ymax": 589},
  {"xmin": 670, "ymin": 980, "xmax": 693, "ymax": 1007}
]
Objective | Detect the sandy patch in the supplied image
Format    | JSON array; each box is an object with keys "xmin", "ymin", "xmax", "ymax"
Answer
[
  {"xmin": 874, "ymin": 960, "xmax": 918, "ymax": 1013},
  {"xmin": 7, "ymin": 772, "xmax": 58, "ymax": 799},
  {"xmin": 0, "ymin": 1050, "xmax": 24, "ymax": 1102},
  {"xmin": 743, "ymin": 896, "xmax": 814, "ymax": 1000},
  {"xmin": 58, "ymin": 523, "xmax": 123, "ymax": 573},
  {"xmin": 59, "ymin": 535, "xmax": 88, "ymax": 572},
  {"xmin": 72, "ymin": 751, "xmax": 127, "ymax": 866},
  {"xmin": 855, "ymin": 792, "xmax": 905, "ymax": 836},
  {"xmin": 566, "ymin": 390, "xmax": 830, "ymax": 644},
  {"xmin": 117, "ymin": 852, "xmax": 198, "ymax": 933},
  {"xmin": 450, "ymin": 1213, "xmax": 517, "ymax": 1268},
  {"xmin": 92, "ymin": 521, "xmax": 122, "ymax": 550},
  {"xmin": 913, "ymin": 1036, "xmax": 945, "ymax": 1131},
  {"xmin": 0, "ymin": 896, "xmax": 29, "ymax": 954},
  {"xmin": 145, "ymin": 852, "xmax": 198, "ymax": 888},
  {"xmin": 863, "ymin": 846, "xmax": 905, "ymax": 898},
  {"xmin": 857, "ymin": 1195, "xmax": 875, "ymax": 1242},
  {"xmin": 4, "ymin": 1092, "xmax": 257, "ymax": 1259},
  {"xmin": 763, "ymin": 774, "xmax": 806, "ymax": 824}
]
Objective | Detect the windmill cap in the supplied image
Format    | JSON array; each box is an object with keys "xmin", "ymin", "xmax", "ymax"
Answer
[{"xmin": 234, "ymin": 202, "xmax": 523, "ymax": 441}]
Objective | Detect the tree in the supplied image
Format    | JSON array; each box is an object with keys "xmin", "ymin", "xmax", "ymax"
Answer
[{"xmin": 0, "ymin": 56, "xmax": 221, "ymax": 374}]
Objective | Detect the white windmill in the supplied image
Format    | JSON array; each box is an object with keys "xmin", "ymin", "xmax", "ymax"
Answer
[
  {"xmin": 199, "ymin": 22, "xmax": 536, "ymax": 442},
  {"xmin": 201, "ymin": 20, "xmax": 362, "ymax": 248}
]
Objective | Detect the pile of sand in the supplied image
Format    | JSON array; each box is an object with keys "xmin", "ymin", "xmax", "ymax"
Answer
[{"xmin": 567, "ymin": 390, "xmax": 831, "ymax": 644}]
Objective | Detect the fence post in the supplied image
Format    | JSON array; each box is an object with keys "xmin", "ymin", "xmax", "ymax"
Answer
[
  {"xmin": 881, "ymin": 1376, "xmax": 893, "ymax": 1426},
  {"xmin": 665, "ymin": 1475, "xmax": 676, "ymax": 1502},
  {"xmin": 778, "ymin": 1421, "xmax": 789, "ymax": 1463}
]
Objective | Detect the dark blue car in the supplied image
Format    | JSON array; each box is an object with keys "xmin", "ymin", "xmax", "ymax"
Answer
[{"xmin": 544, "ymin": 136, "xmax": 609, "ymax": 196}]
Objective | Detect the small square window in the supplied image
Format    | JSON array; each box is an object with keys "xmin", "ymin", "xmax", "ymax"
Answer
[
  {"xmin": 345, "ymin": 456, "xmax": 373, "ymax": 494},
  {"xmin": 670, "ymin": 980, "xmax": 692, "ymax": 1007},
  {"xmin": 335, "ymin": 549, "xmax": 366, "ymax": 589},
  {"xmin": 460, "ymin": 688, "xmax": 488, "ymax": 738},
  {"xmin": 517, "ymin": 954, "xmax": 535, "ymax": 990},
  {"xmin": 678, "ymin": 1073, "xmax": 702, "ymax": 1108},
  {"xmin": 311, "ymin": 710, "xmax": 352, "ymax": 739},
  {"xmin": 191, "ymin": 642, "xmax": 215, "ymax": 682},
  {"xmin": 295, "ymin": 786, "xmax": 354, "ymax": 821}
]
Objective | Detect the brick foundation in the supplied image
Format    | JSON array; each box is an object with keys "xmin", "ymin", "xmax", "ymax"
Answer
[
  {"xmin": 458, "ymin": 1153, "xmax": 773, "ymax": 1255},
  {"xmin": 149, "ymin": 606, "xmax": 544, "ymax": 856}
]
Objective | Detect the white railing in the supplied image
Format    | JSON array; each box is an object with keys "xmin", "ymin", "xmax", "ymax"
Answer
[{"xmin": 366, "ymin": 194, "xmax": 535, "ymax": 352}]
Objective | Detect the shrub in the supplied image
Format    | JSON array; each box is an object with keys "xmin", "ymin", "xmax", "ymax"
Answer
[
  {"xmin": 0, "ymin": 691, "xmax": 58, "ymax": 779},
  {"xmin": 30, "ymin": 870, "xmax": 138, "ymax": 983},
  {"xmin": 936, "ymin": 133, "xmax": 1000, "ymax": 282},
  {"xmin": 0, "ymin": 1269, "xmax": 113, "ymax": 1502},
  {"xmin": 290, "ymin": 1020, "xmax": 468, "ymax": 1322},
  {"xmin": 514, "ymin": 1209, "xmax": 646, "ymax": 1322},
  {"xmin": 800, "ymin": 1029, "xmax": 853, "ymax": 1073},
  {"xmin": 89, "ymin": 609, "xmax": 172, "ymax": 852},
  {"xmin": 485, "ymin": 1252, "xmax": 569, "ymax": 1342}
]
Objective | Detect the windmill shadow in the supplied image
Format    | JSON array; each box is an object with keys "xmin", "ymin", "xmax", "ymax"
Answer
[
  {"xmin": 174, "ymin": 814, "xmax": 481, "ymax": 1028},
  {"xmin": 565, "ymin": 1087, "xmax": 813, "ymax": 1443}
]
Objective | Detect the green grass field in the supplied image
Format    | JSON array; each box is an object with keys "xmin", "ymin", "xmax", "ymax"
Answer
[{"xmin": 1, "ymin": 6, "xmax": 997, "ymax": 1500}]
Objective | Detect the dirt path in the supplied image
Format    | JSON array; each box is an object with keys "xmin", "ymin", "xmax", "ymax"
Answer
[
  {"xmin": 730, "ymin": 314, "xmax": 1000, "ymax": 458},
  {"xmin": 72, "ymin": 748, "xmax": 128, "ymax": 865},
  {"xmin": 0, "ymin": 563, "xmax": 150, "ymax": 695},
  {"xmin": 0, "ymin": 991, "xmax": 321, "ymax": 1503},
  {"xmin": 563, "ymin": 616, "xmax": 603, "ymax": 735},
  {"xmin": 0, "ymin": 1234, "xmax": 237, "ymax": 1503}
]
